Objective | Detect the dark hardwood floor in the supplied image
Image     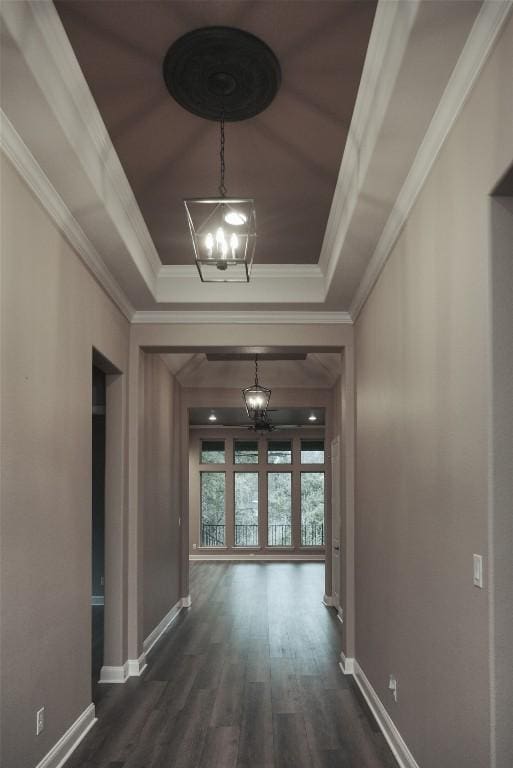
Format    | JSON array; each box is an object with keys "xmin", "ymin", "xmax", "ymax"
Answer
[{"xmin": 69, "ymin": 563, "xmax": 398, "ymax": 768}]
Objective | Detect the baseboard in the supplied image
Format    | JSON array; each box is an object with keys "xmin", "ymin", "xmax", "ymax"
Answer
[
  {"xmin": 143, "ymin": 598, "xmax": 183, "ymax": 656},
  {"xmin": 100, "ymin": 653, "xmax": 146, "ymax": 684},
  {"xmin": 127, "ymin": 653, "xmax": 147, "ymax": 677},
  {"xmin": 99, "ymin": 663, "xmax": 129, "ymax": 684},
  {"xmin": 339, "ymin": 658, "xmax": 420, "ymax": 768},
  {"xmin": 181, "ymin": 594, "xmax": 192, "ymax": 608},
  {"xmin": 35, "ymin": 703, "xmax": 96, "ymax": 768},
  {"xmin": 189, "ymin": 553, "xmax": 325, "ymax": 561},
  {"xmin": 339, "ymin": 651, "xmax": 355, "ymax": 675},
  {"xmin": 322, "ymin": 594, "xmax": 334, "ymax": 606},
  {"xmin": 91, "ymin": 595, "xmax": 104, "ymax": 606}
]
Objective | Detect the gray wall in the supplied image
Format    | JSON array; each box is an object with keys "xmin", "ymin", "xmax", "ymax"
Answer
[
  {"xmin": 489, "ymin": 195, "xmax": 513, "ymax": 768},
  {"xmin": 354, "ymin": 16, "xmax": 513, "ymax": 768},
  {"xmin": 0, "ymin": 155, "xmax": 129, "ymax": 768},
  {"xmin": 142, "ymin": 353, "xmax": 181, "ymax": 638}
]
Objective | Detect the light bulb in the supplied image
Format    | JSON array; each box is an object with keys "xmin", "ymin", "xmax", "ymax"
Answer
[
  {"xmin": 224, "ymin": 211, "xmax": 247, "ymax": 226},
  {"xmin": 308, "ymin": 414, "xmax": 317, "ymax": 422},
  {"xmin": 205, "ymin": 232, "xmax": 214, "ymax": 256},
  {"xmin": 216, "ymin": 227, "xmax": 224, "ymax": 244},
  {"xmin": 208, "ymin": 413, "xmax": 217, "ymax": 422},
  {"xmin": 230, "ymin": 233, "xmax": 238, "ymax": 258},
  {"xmin": 221, "ymin": 240, "xmax": 228, "ymax": 258}
]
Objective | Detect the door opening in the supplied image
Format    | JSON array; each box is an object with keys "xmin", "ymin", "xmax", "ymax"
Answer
[{"xmin": 92, "ymin": 365, "xmax": 106, "ymax": 697}]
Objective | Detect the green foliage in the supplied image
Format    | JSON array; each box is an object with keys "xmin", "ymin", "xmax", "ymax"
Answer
[{"xmin": 201, "ymin": 472, "xmax": 225, "ymax": 526}]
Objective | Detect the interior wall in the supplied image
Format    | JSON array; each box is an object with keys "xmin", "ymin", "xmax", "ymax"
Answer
[
  {"xmin": 141, "ymin": 353, "xmax": 181, "ymax": 639},
  {"xmin": 489, "ymin": 195, "xmax": 513, "ymax": 768},
  {"xmin": 353, "ymin": 16, "xmax": 513, "ymax": 768},
  {"xmin": 0, "ymin": 156, "xmax": 129, "ymax": 768}
]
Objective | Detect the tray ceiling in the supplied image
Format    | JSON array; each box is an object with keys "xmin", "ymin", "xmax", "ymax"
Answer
[{"xmin": 55, "ymin": 0, "xmax": 377, "ymax": 267}]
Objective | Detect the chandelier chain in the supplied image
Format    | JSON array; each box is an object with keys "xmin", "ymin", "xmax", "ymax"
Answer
[
  {"xmin": 219, "ymin": 116, "xmax": 227, "ymax": 197},
  {"xmin": 254, "ymin": 355, "xmax": 259, "ymax": 385}
]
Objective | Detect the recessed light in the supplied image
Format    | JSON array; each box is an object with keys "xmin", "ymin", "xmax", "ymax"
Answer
[
  {"xmin": 208, "ymin": 413, "xmax": 217, "ymax": 422},
  {"xmin": 224, "ymin": 210, "xmax": 247, "ymax": 226},
  {"xmin": 308, "ymin": 414, "xmax": 317, "ymax": 422}
]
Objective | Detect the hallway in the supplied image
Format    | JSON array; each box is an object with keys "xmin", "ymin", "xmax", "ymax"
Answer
[{"xmin": 69, "ymin": 563, "xmax": 397, "ymax": 768}]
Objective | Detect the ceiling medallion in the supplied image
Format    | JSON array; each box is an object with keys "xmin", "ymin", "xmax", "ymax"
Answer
[
  {"xmin": 163, "ymin": 27, "xmax": 281, "ymax": 282},
  {"xmin": 163, "ymin": 26, "xmax": 281, "ymax": 122}
]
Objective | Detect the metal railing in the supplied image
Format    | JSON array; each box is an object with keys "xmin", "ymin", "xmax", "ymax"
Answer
[
  {"xmin": 200, "ymin": 522, "xmax": 324, "ymax": 547},
  {"xmin": 301, "ymin": 521, "xmax": 324, "ymax": 546}
]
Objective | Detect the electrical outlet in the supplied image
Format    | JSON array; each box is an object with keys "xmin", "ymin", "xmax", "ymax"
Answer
[
  {"xmin": 36, "ymin": 707, "xmax": 45, "ymax": 735},
  {"xmin": 388, "ymin": 675, "xmax": 398, "ymax": 702},
  {"xmin": 192, "ymin": 543, "xmax": 197, "ymax": 549}
]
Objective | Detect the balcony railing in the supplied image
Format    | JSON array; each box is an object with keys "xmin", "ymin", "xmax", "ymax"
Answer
[{"xmin": 200, "ymin": 522, "xmax": 324, "ymax": 547}]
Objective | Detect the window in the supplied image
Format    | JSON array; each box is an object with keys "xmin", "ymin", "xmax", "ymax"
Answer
[
  {"xmin": 234, "ymin": 439, "xmax": 259, "ymax": 464},
  {"xmin": 234, "ymin": 473, "xmax": 259, "ymax": 546},
  {"xmin": 267, "ymin": 473, "xmax": 292, "ymax": 546},
  {"xmin": 201, "ymin": 439, "xmax": 225, "ymax": 464},
  {"xmin": 301, "ymin": 472, "xmax": 325, "ymax": 546},
  {"xmin": 200, "ymin": 472, "xmax": 225, "ymax": 546},
  {"xmin": 301, "ymin": 439, "xmax": 324, "ymax": 464},
  {"xmin": 267, "ymin": 440, "xmax": 292, "ymax": 464}
]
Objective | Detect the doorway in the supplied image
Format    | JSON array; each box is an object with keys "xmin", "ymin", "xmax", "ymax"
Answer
[{"xmin": 91, "ymin": 365, "xmax": 106, "ymax": 695}]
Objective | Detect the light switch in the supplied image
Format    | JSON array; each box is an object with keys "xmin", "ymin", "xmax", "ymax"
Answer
[{"xmin": 473, "ymin": 554, "xmax": 484, "ymax": 588}]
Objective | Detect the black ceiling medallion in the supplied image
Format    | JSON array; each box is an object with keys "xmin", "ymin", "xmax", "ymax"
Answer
[{"xmin": 163, "ymin": 26, "xmax": 281, "ymax": 122}]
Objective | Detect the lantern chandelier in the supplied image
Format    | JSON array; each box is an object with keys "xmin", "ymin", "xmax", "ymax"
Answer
[
  {"xmin": 163, "ymin": 26, "xmax": 281, "ymax": 282},
  {"xmin": 243, "ymin": 356, "xmax": 273, "ymax": 432}
]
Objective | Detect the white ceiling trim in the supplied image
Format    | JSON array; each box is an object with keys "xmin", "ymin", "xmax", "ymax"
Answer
[
  {"xmin": 158, "ymin": 264, "xmax": 322, "ymax": 279},
  {"xmin": 350, "ymin": 0, "xmax": 513, "ymax": 321},
  {"xmin": 132, "ymin": 311, "xmax": 352, "ymax": 325},
  {"xmin": 1, "ymin": 0, "xmax": 161, "ymax": 296},
  {"xmin": 319, "ymin": 0, "xmax": 421, "ymax": 287},
  {"xmin": 0, "ymin": 111, "xmax": 135, "ymax": 321},
  {"xmin": 156, "ymin": 263, "xmax": 325, "ymax": 303}
]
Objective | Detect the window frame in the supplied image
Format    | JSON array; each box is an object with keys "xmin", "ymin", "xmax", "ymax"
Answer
[{"xmin": 193, "ymin": 431, "xmax": 326, "ymax": 553}]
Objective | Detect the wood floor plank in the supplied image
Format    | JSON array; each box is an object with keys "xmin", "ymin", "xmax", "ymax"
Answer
[
  {"xmin": 237, "ymin": 682, "xmax": 274, "ymax": 768},
  {"xmin": 198, "ymin": 726, "xmax": 240, "ymax": 768},
  {"xmin": 273, "ymin": 713, "xmax": 313, "ymax": 768}
]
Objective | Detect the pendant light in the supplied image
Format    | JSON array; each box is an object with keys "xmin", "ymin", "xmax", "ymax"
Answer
[
  {"xmin": 242, "ymin": 356, "xmax": 271, "ymax": 422},
  {"xmin": 184, "ymin": 118, "xmax": 257, "ymax": 282},
  {"xmin": 163, "ymin": 26, "xmax": 281, "ymax": 282}
]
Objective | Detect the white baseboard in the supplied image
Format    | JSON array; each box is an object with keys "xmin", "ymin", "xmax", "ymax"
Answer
[
  {"xmin": 339, "ymin": 651, "xmax": 355, "ymax": 675},
  {"xmin": 99, "ymin": 663, "xmax": 129, "ymax": 684},
  {"xmin": 338, "ymin": 657, "xmax": 420, "ymax": 768},
  {"xmin": 189, "ymin": 553, "xmax": 325, "ymax": 561},
  {"xmin": 127, "ymin": 653, "xmax": 147, "ymax": 677},
  {"xmin": 100, "ymin": 653, "xmax": 146, "ymax": 684},
  {"xmin": 91, "ymin": 595, "xmax": 104, "ymax": 606},
  {"xmin": 35, "ymin": 703, "xmax": 96, "ymax": 768},
  {"xmin": 323, "ymin": 594, "xmax": 335, "ymax": 606},
  {"xmin": 143, "ymin": 598, "xmax": 183, "ymax": 656}
]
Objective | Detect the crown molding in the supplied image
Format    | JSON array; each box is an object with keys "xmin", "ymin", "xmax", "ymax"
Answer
[
  {"xmin": 132, "ymin": 310, "xmax": 352, "ymax": 325},
  {"xmin": 1, "ymin": 112, "xmax": 135, "ymax": 321},
  {"xmin": 1, "ymin": 0, "xmax": 160, "ymax": 294},
  {"xmin": 319, "ymin": 0, "xmax": 421, "ymax": 287},
  {"xmin": 350, "ymin": 0, "xmax": 513, "ymax": 321},
  {"xmin": 158, "ymin": 263, "xmax": 323, "ymax": 280}
]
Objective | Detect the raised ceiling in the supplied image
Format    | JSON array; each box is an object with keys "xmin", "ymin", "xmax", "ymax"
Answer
[
  {"xmin": 1, "ymin": 0, "xmax": 495, "ymax": 316},
  {"xmin": 55, "ymin": 0, "xmax": 377, "ymax": 266},
  {"xmin": 161, "ymin": 352, "xmax": 342, "ymax": 388}
]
